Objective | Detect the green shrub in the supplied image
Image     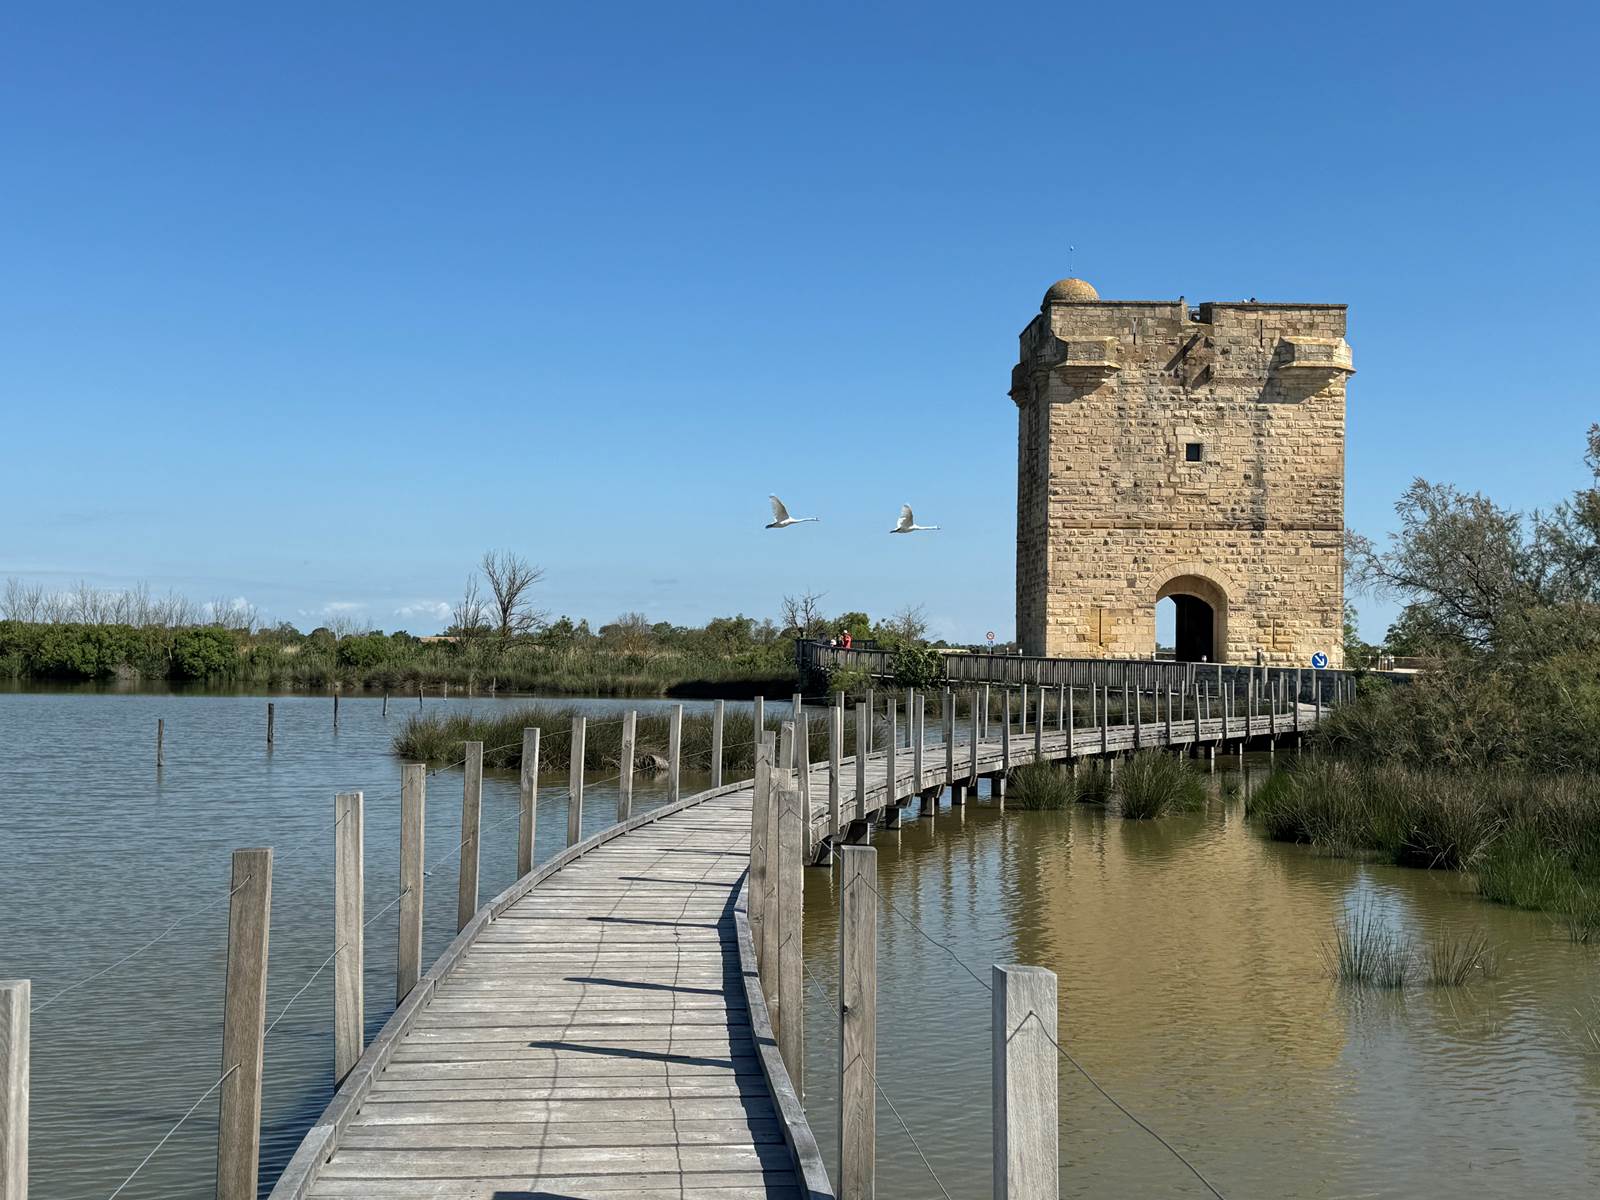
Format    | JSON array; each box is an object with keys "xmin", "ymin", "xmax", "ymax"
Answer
[
  {"xmin": 170, "ymin": 627, "xmax": 239, "ymax": 679},
  {"xmin": 890, "ymin": 644, "xmax": 945, "ymax": 690},
  {"xmin": 336, "ymin": 633, "xmax": 391, "ymax": 670},
  {"xmin": 1113, "ymin": 752, "xmax": 1206, "ymax": 819}
]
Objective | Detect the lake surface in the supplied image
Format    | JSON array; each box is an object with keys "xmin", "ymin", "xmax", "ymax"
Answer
[
  {"xmin": 3, "ymin": 691, "xmax": 1598, "ymax": 1198},
  {"xmin": 799, "ymin": 775, "xmax": 1600, "ymax": 1198}
]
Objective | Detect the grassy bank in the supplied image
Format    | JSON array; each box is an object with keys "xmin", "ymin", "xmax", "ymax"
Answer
[
  {"xmin": 391, "ymin": 702, "xmax": 867, "ymax": 774},
  {"xmin": 1250, "ymin": 759, "xmax": 1600, "ymax": 929}
]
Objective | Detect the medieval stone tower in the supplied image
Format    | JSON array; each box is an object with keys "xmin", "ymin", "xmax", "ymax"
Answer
[{"xmin": 1013, "ymin": 278, "xmax": 1350, "ymax": 665}]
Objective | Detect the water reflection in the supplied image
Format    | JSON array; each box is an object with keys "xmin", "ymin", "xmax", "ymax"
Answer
[{"xmin": 802, "ymin": 764, "xmax": 1600, "ymax": 1199}]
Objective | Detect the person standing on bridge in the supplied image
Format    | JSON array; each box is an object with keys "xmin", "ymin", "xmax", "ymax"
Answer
[{"xmin": 842, "ymin": 630, "xmax": 853, "ymax": 650}]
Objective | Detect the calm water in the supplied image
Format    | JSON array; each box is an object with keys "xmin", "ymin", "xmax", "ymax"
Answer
[
  {"xmin": 5, "ymin": 694, "xmax": 1598, "ymax": 1199},
  {"xmin": 799, "ymin": 775, "xmax": 1600, "ymax": 1198},
  {"xmin": 0, "ymin": 689, "xmax": 724, "ymax": 1199}
]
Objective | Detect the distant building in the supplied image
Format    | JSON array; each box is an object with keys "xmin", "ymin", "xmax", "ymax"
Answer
[{"xmin": 1012, "ymin": 278, "xmax": 1351, "ymax": 665}]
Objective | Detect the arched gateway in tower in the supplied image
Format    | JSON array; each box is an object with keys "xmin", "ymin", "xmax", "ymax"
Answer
[{"xmin": 1012, "ymin": 278, "xmax": 1351, "ymax": 666}]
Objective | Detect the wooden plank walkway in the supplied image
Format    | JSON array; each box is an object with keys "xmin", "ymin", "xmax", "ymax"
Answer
[
  {"xmin": 278, "ymin": 695, "xmax": 1325, "ymax": 1199},
  {"xmin": 301, "ymin": 787, "xmax": 804, "ymax": 1199}
]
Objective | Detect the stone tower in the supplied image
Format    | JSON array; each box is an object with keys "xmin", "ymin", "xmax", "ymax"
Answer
[{"xmin": 1012, "ymin": 278, "xmax": 1350, "ymax": 665}]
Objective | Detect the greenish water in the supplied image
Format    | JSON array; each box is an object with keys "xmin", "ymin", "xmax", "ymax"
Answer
[{"xmin": 799, "ymin": 771, "xmax": 1600, "ymax": 1199}]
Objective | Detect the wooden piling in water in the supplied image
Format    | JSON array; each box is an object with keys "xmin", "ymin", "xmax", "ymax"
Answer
[
  {"xmin": 993, "ymin": 964, "xmax": 1059, "ymax": 1200},
  {"xmin": 839, "ymin": 845, "xmax": 877, "ymax": 1200},
  {"xmin": 458, "ymin": 742, "xmax": 482, "ymax": 931},
  {"xmin": 828, "ymin": 703, "xmax": 843, "ymax": 844},
  {"xmin": 266, "ymin": 702, "xmax": 275, "ymax": 746},
  {"xmin": 334, "ymin": 791, "xmax": 364, "ymax": 1084},
  {"xmin": 156, "ymin": 718, "xmax": 164, "ymax": 768},
  {"xmin": 0, "ymin": 979, "xmax": 28, "ymax": 1200},
  {"xmin": 520, "ymin": 728, "xmax": 539, "ymax": 875},
  {"xmin": 943, "ymin": 695, "xmax": 955, "ymax": 790},
  {"xmin": 567, "ymin": 717, "xmax": 586, "ymax": 846},
  {"xmin": 397, "ymin": 764, "xmax": 425, "ymax": 1001},
  {"xmin": 968, "ymin": 690, "xmax": 980, "ymax": 792},
  {"xmin": 217, "ymin": 847, "xmax": 271, "ymax": 1200}
]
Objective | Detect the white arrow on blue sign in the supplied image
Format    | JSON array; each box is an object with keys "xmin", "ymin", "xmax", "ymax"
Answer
[{"xmin": 1311, "ymin": 652, "xmax": 1328, "ymax": 669}]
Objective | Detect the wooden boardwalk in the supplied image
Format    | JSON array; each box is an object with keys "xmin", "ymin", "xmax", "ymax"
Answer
[{"xmin": 274, "ymin": 688, "xmax": 1328, "ymax": 1200}]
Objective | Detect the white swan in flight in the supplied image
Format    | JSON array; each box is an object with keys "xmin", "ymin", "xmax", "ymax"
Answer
[
  {"xmin": 766, "ymin": 495, "xmax": 819, "ymax": 529},
  {"xmin": 891, "ymin": 504, "xmax": 939, "ymax": 533}
]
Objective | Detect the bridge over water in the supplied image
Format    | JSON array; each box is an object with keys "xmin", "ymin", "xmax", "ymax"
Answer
[{"xmin": 263, "ymin": 656, "xmax": 1352, "ymax": 1199}]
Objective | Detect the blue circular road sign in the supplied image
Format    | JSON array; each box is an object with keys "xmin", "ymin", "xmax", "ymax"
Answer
[{"xmin": 1311, "ymin": 652, "xmax": 1329, "ymax": 669}]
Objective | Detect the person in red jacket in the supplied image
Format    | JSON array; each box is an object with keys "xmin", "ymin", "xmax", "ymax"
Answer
[{"xmin": 842, "ymin": 630, "xmax": 853, "ymax": 650}]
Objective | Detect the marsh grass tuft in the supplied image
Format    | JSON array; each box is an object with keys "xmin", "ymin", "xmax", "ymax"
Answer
[
  {"xmin": 1074, "ymin": 759, "xmax": 1113, "ymax": 806},
  {"xmin": 1006, "ymin": 760, "xmax": 1077, "ymax": 810},
  {"xmin": 1424, "ymin": 928, "xmax": 1500, "ymax": 986},
  {"xmin": 1113, "ymin": 752, "xmax": 1207, "ymax": 819},
  {"xmin": 1324, "ymin": 908, "xmax": 1410, "ymax": 989}
]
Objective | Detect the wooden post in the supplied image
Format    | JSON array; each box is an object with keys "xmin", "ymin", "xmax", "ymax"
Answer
[
  {"xmin": 993, "ymin": 964, "xmax": 1059, "ymax": 1200},
  {"xmin": 1002, "ymin": 690, "xmax": 1012, "ymax": 777},
  {"xmin": 864, "ymin": 688, "xmax": 875, "ymax": 752},
  {"xmin": 1193, "ymin": 684, "xmax": 1202, "ymax": 747},
  {"xmin": 759, "ymin": 733, "xmax": 780, "ymax": 988},
  {"xmin": 750, "ymin": 734, "xmax": 773, "ymax": 971},
  {"xmin": 1133, "ymin": 682, "xmax": 1143, "ymax": 750},
  {"xmin": 711, "ymin": 699, "xmax": 725, "ymax": 789},
  {"xmin": 885, "ymin": 699, "xmax": 898, "ymax": 805},
  {"xmin": 418, "ymin": 682, "xmax": 424, "ymax": 708},
  {"xmin": 567, "ymin": 716, "xmax": 586, "ymax": 846},
  {"xmin": 943, "ymin": 696, "xmax": 955, "ymax": 787},
  {"xmin": 1021, "ymin": 682, "xmax": 1030, "ymax": 738},
  {"xmin": 903, "ymin": 688, "xmax": 914, "ymax": 747},
  {"xmin": 854, "ymin": 703, "xmax": 869, "ymax": 817},
  {"xmin": 156, "ymin": 718, "xmax": 164, "ymax": 768},
  {"xmin": 397, "ymin": 764, "xmax": 425, "ymax": 1001},
  {"xmin": 968, "ymin": 690, "xmax": 981, "ymax": 790},
  {"xmin": 753, "ymin": 695, "xmax": 765, "ymax": 769},
  {"xmin": 457, "ymin": 741, "xmax": 482, "ymax": 931},
  {"xmin": 981, "ymin": 683, "xmax": 991, "ymax": 739},
  {"xmin": 217, "ymin": 847, "xmax": 271, "ymax": 1200},
  {"xmin": 779, "ymin": 722, "xmax": 794, "ymax": 775},
  {"xmin": 1100, "ymin": 685, "xmax": 1109, "ymax": 756},
  {"xmin": 333, "ymin": 791, "xmax": 364, "ymax": 1084},
  {"xmin": 1065, "ymin": 687, "xmax": 1075, "ymax": 758},
  {"xmin": 519, "ymin": 727, "xmax": 540, "ymax": 875},
  {"xmin": 266, "ymin": 702, "xmax": 275, "ymax": 746},
  {"xmin": 0, "ymin": 980, "xmax": 27, "ymax": 1200},
  {"xmin": 775, "ymin": 768, "xmax": 804, "ymax": 1092},
  {"xmin": 1033, "ymin": 689, "xmax": 1044, "ymax": 760},
  {"xmin": 1058, "ymin": 683, "xmax": 1066, "ymax": 733},
  {"xmin": 912, "ymin": 693, "xmax": 925, "ymax": 794},
  {"xmin": 382, "ymin": 692, "xmax": 388, "ymax": 717},
  {"xmin": 617, "ymin": 711, "xmax": 636, "ymax": 822},
  {"xmin": 332, "ymin": 690, "xmax": 340, "ymax": 731},
  {"xmin": 828, "ymin": 702, "xmax": 843, "ymax": 843},
  {"xmin": 1315, "ymin": 673, "xmax": 1323, "ymax": 723},
  {"xmin": 796, "ymin": 706, "xmax": 812, "ymax": 836},
  {"xmin": 668, "ymin": 704, "xmax": 683, "ymax": 805},
  {"xmin": 1165, "ymin": 686, "xmax": 1174, "ymax": 746},
  {"xmin": 838, "ymin": 846, "xmax": 877, "ymax": 1200}
]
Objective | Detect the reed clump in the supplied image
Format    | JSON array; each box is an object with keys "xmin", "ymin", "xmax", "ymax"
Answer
[
  {"xmin": 392, "ymin": 703, "xmax": 855, "ymax": 773},
  {"xmin": 1424, "ymin": 929, "xmax": 1500, "ymax": 986},
  {"xmin": 1323, "ymin": 909, "xmax": 1500, "ymax": 989},
  {"xmin": 1006, "ymin": 761, "xmax": 1077, "ymax": 811},
  {"xmin": 1074, "ymin": 759, "xmax": 1113, "ymax": 806},
  {"xmin": 1249, "ymin": 759, "xmax": 1600, "ymax": 920},
  {"xmin": 1112, "ymin": 752, "xmax": 1207, "ymax": 819}
]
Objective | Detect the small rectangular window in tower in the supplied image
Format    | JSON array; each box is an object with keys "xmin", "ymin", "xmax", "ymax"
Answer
[{"xmin": 1184, "ymin": 442, "xmax": 1203, "ymax": 463}]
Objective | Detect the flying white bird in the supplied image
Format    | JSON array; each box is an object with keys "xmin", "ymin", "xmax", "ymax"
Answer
[
  {"xmin": 766, "ymin": 495, "xmax": 819, "ymax": 529},
  {"xmin": 891, "ymin": 504, "xmax": 940, "ymax": 533}
]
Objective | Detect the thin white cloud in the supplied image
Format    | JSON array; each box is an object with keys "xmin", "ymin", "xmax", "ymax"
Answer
[{"xmin": 395, "ymin": 600, "xmax": 451, "ymax": 621}]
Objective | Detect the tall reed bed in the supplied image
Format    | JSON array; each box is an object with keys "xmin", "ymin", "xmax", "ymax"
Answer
[
  {"xmin": 1250, "ymin": 760, "xmax": 1600, "ymax": 922},
  {"xmin": 1112, "ymin": 752, "xmax": 1208, "ymax": 819},
  {"xmin": 391, "ymin": 702, "xmax": 860, "ymax": 774}
]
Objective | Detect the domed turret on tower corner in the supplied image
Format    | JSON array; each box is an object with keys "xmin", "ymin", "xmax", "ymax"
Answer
[{"xmin": 1043, "ymin": 277, "xmax": 1099, "ymax": 305}]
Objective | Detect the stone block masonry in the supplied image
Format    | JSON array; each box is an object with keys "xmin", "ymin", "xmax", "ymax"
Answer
[{"xmin": 1013, "ymin": 280, "xmax": 1350, "ymax": 666}]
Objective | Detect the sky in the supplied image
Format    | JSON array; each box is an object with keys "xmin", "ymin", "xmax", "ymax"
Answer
[{"xmin": 3, "ymin": 2, "xmax": 1596, "ymax": 646}]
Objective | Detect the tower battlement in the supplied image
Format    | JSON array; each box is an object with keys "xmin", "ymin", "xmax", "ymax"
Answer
[{"xmin": 1013, "ymin": 279, "xmax": 1350, "ymax": 665}]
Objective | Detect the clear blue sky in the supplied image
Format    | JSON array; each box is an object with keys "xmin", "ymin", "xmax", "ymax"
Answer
[{"xmin": 4, "ymin": 2, "xmax": 1595, "ymax": 644}]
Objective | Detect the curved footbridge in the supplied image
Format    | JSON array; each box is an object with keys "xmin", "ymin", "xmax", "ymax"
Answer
[{"xmin": 273, "ymin": 681, "xmax": 1336, "ymax": 1200}]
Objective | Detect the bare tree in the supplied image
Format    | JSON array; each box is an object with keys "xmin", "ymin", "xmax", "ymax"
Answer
[
  {"xmin": 481, "ymin": 550, "xmax": 546, "ymax": 641},
  {"xmin": 780, "ymin": 590, "xmax": 829, "ymax": 639},
  {"xmin": 605, "ymin": 611, "xmax": 654, "ymax": 654},
  {"xmin": 881, "ymin": 603, "xmax": 929, "ymax": 645},
  {"xmin": 452, "ymin": 577, "xmax": 490, "ymax": 640}
]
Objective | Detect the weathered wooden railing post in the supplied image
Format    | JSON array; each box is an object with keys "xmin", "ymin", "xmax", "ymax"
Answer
[
  {"xmin": 885, "ymin": 699, "xmax": 898, "ymax": 808},
  {"xmin": 519, "ymin": 727, "xmax": 540, "ymax": 874},
  {"xmin": 796, "ymin": 706, "xmax": 813, "ymax": 835},
  {"xmin": 1100, "ymin": 684, "xmax": 1110, "ymax": 756},
  {"xmin": 334, "ymin": 791, "xmax": 364, "ymax": 1083},
  {"xmin": 1001, "ymin": 690, "xmax": 1012, "ymax": 782},
  {"xmin": 711, "ymin": 699, "xmax": 725, "ymax": 789},
  {"xmin": 864, "ymin": 688, "xmax": 875, "ymax": 752},
  {"xmin": 839, "ymin": 845, "xmax": 877, "ymax": 1200},
  {"xmin": 1065, "ymin": 687, "xmax": 1075, "ymax": 758},
  {"xmin": 912, "ymin": 693, "xmax": 925, "ymax": 795},
  {"xmin": 266, "ymin": 702, "xmax": 275, "ymax": 746},
  {"xmin": 981, "ymin": 683, "xmax": 991, "ymax": 739},
  {"xmin": 943, "ymin": 694, "xmax": 955, "ymax": 797},
  {"xmin": 1165, "ymin": 684, "xmax": 1174, "ymax": 746},
  {"xmin": 993, "ymin": 964, "xmax": 1059, "ymax": 1200},
  {"xmin": 759, "ymin": 732, "xmax": 781, "ymax": 988},
  {"xmin": 828, "ymin": 701, "xmax": 842, "ymax": 844},
  {"xmin": 775, "ymin": 758, "xmax": 804, "ymax": 1092},
  {"xmin": 217, "ymin": 847, "xmax": 271, "ymax": 1200},
  {"xmin": 1315, "ymin": 672, "xmax": 1323, "ymax": 723},
  {"xmin": 668, "ymin": 704, "xmax": 683, "ymax": 805},
  {"xmin": 967, "ymin": 690, "xmax": 981, "ymax": 793},
  {"xmin": 750, "ymin": 734, "xmax": 773, "ymax": 974},
  {"xmin": 397, "ymin": 764, "xmax": 425, "ymax": 1001},
  {"xmin": 1020, "ymin": 682, "xmax": 1030, "ymax": 738},
  {"xmin": 753, "ymin": 695, "xmax": 765, "ymax": 766},
  {"xmin": 0, "ymin": 979, "xmax": 27, "ymax": 1200},
  {"xmin": 457, "ymin": 742, "xmax": 482, "ymax": 931},
  {"xmin": 616, "ymin": 711, "xmax": 635, "ymax": 822},
  {"xmin": 854, "ymin": 702, "xmax": 869, "ymax": 820},
  {"xmin": 567, "ymin": 716, "xmax": 586, "ymax": 846},
  {"xmin": 1033, "ymin": 688, "xmax": 1044, "ymax": 760}
]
